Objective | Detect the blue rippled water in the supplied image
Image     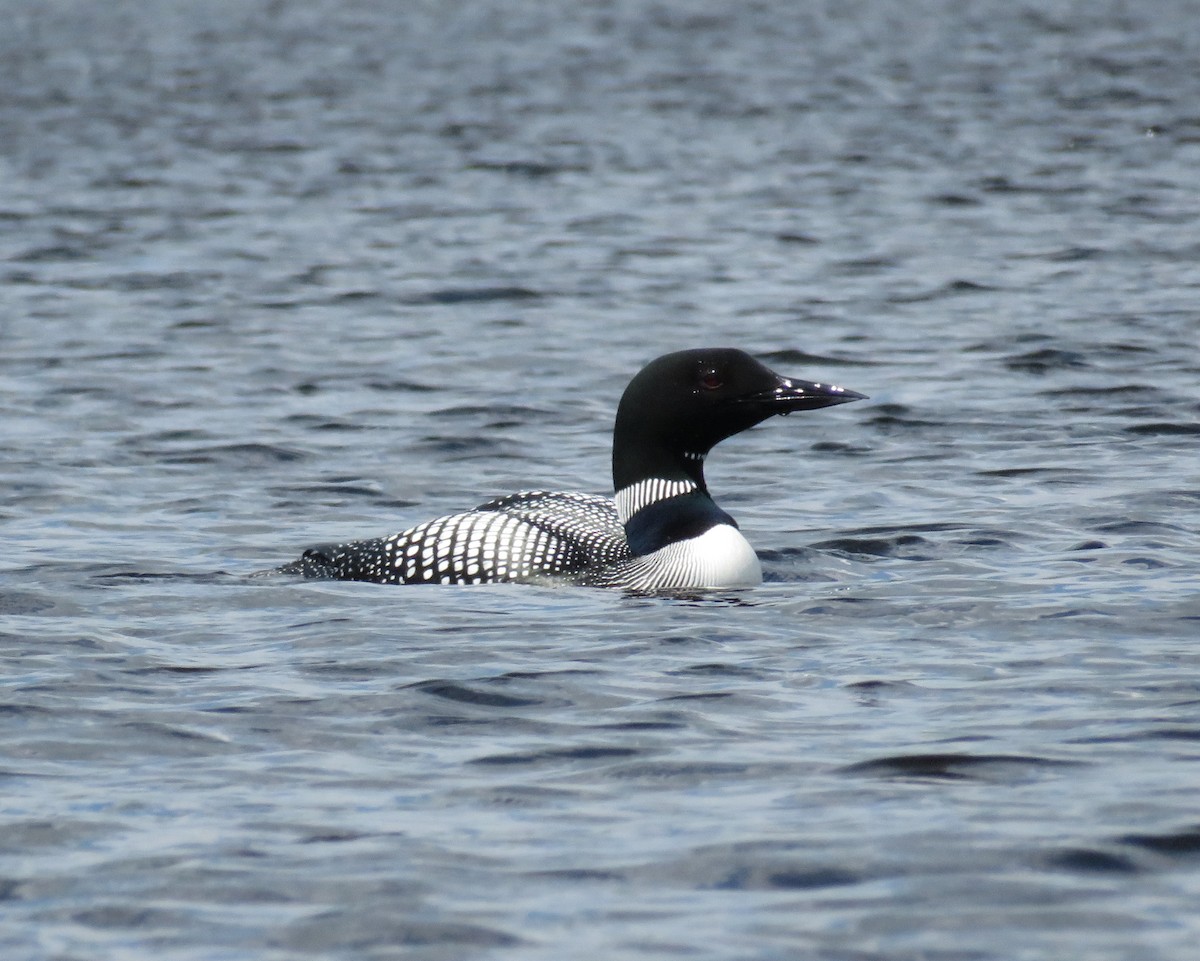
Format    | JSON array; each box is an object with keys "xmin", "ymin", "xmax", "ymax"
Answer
[{"xmin": 2, "ymin": 1, "xmax": 1199, "ymax": 959}]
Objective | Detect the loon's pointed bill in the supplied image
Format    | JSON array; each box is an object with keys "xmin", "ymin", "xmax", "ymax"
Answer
[
  {"xmin": 270, "ymin": 347, "xmax": 866, "ymax": 591},
  {"xmin": 737, "ymin": 376, "xmax": 868, "ymax": 413}
]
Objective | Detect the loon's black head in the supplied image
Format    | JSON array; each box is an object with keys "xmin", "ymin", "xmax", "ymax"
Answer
[{"xmin": 612, "ymin": 348, "xmax": 866, "ymax": 490}]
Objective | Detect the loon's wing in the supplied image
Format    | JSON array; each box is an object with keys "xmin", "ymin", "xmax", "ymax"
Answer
[{"xmin": 275, "ymin": 490, "xmax": 629, "ymax": 585}]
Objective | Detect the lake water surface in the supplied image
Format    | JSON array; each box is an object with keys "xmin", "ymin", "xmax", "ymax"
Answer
[{"xmin": 2, "ymin": 1, "xmax": 1199, "ymax": 959}]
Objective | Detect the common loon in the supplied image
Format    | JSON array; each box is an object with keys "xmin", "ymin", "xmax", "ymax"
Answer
[{"xmin": 274, "ymin": 348, "xmax": 865, "ymax": 591}]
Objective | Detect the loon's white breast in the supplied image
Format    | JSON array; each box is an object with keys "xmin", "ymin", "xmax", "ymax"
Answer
[{"xmin": 628, "ymin": 523, "xmax": 763, "ymax": 591}]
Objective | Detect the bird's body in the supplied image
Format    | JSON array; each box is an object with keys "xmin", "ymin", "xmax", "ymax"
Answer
[{"xmin": 274, "ymin": 348, "xmax": 864, "ymax": 591}]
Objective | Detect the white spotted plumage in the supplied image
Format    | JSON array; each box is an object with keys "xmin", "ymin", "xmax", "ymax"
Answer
[{"xmin": 284, "ymin": 490, "xmax": 631, "ymax": 585}]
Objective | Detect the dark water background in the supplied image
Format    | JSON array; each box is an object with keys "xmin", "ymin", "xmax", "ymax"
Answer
[{"xmin": 3, "ymin": 1, "xmax": 1199, "ymax": 958}]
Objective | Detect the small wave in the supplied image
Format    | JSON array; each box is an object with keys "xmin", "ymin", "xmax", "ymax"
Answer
[{"xmin": 840, "ymin": 752, "xmax": 1081, "ymax": 782}]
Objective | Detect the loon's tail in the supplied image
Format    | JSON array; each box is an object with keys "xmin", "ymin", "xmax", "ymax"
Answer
[{"xmin": 253, "ymin": 544, "xmax": 350, "ymax": 579}]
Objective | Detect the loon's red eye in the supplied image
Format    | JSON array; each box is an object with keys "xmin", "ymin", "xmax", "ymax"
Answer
[{"xmin": 699, "ymin": 370, "xmax": 723, "ymax": 390}]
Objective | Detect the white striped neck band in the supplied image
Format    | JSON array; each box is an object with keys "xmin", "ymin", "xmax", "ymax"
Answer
[{"xmin": 614, "ymin": 477, "xmax": 700, "ymax": 524}]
